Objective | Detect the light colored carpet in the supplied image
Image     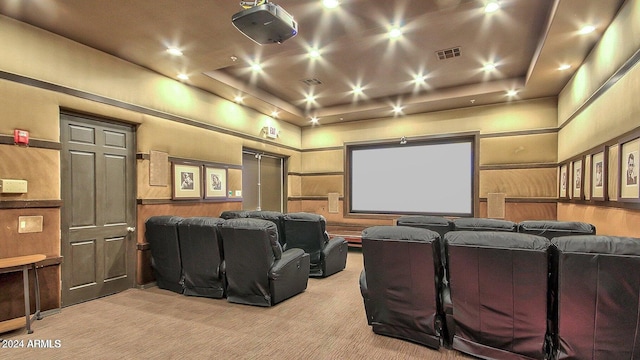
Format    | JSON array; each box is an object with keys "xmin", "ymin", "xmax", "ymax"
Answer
[{"xmin": 1, "ymin": 250, "xmax": 470, "ymax": 359}]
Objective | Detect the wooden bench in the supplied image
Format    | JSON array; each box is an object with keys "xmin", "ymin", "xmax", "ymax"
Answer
[{"xmin": 0, "ymin": 254, "xmax": 46, "ymax": 334}]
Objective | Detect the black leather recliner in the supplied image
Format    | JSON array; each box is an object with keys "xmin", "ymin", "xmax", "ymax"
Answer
[
  {"xmin": 283, "ymin": 212, "xmax": 348, "ymax": 278},
  {"xmin": 220, "ymin": 218, "xmax": 310, "ymax": 306},
  {"xmin": 245, "ymin": 210, "xmax": 286, "ymax": 247},
  {"xmin": 551, "ymin": 235, "xmax": 640, "ymax": 360},
  {"xmin": 517, "ymin": 220, "xmax": 595, "ymax": 239},
  {"xmin": 396, "ymin": 215, "xmax": 453, "ymax": 238},
  {"xmin": 145, "ymin": 215, "xmax": 185, "ymax": 294},
  {"xmin": 177, "ymin": 217, "xmax": 226, "ymax": 298},
  {"xmin": 219, "ymin": 210, "xmax": 249, "ymax": 219},
  {"xmin": 452, "ymin": 217, "xmax": 517, "ymax": 232},
  {"xmin": 359, "ymin": 226, "xmax": 444, "ymax": 349},
  {"xmin": 444, "ymin": 231, "xmax": 551, "ymax": 359}
]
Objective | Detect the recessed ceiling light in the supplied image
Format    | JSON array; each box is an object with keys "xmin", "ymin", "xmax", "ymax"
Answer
[
  {"xmin": 579, "ymin": 25, "xmax": 596, "ymax": 34},
  {"xmin": 413, "ymin": 74, "xmax": 427, "ymax": 84},
  {"xmin": 234, "ymin": 95, "xmax": 243, "ymax": 103},
  {"xmin": 558, "ymin": 64, "xmax": 571, "ymax": 71},
  {"xmin": 271, "ymin": 110, "xmax": 279, "ymax": 118},
  {"xmin": 305, "ymin": 94, "xmax": 316, "ymax": 103},
  {"xmin": 506, "ymin": 90, "xmax": 518, "ymax": 97},
  {"xmin": 166, "ymin": 47, "xmax": 183, "ymax": 56},
  {"xmin": 322, "ymin": 0, "xmax": 340, "ymax": 9},
  {"xmin": 310, "ymin": 117, "xmax": 320, "ymax": 124},
  {"xmin": 483, "ymin": 63, "xmax": 497, "ymax": 72},
  {"xmin": 484, "ymin": 2, "xmax": 500, "ymax": 13},
  {"xmin": 392, "ymin": 105, "xmax": 403, "ymax": 114},
  {"xmin": 352, "ymin": 86, "xmax": 364, "ymax": 95},
  {"xmin": 388, "ymin": 26, "xmax": 402, "ymax": 39},
  {"xmin": 309, "ymin": 48, "xmax": 321, "ymax": 58},
  {"xmin": 177, "ymin": 73, "xmax": 189, "ymax": 80},
  {"xmin": 251, "ymin": 63, "xmax": 262, "ymax": 72}
]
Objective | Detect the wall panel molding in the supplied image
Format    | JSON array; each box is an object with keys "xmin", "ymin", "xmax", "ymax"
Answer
[{"xmin": 0, "ymin": 70, "xmax": 299, "ymax": 152}]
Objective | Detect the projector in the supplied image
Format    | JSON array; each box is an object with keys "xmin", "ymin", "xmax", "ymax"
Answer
[{"xmin": 232, "ymin": 3, "xmax": 298, "ymax": 45}]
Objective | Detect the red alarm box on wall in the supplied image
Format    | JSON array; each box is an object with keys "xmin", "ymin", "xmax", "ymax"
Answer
[{"xmin": 14, "ymin": 129, "xmax": 29, "ymax": 145}]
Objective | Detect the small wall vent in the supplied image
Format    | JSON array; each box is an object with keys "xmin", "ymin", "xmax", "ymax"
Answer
[{"xmin": 436, "ymin": 47, "xmax": 461, "ymax": 60}]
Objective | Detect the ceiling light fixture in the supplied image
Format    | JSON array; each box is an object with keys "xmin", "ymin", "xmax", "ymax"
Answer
[
  {"xmin": 310, "ymin": 117, "xmax": 319, "ymax": 124},
  {"xmin": 271, "ymin": 110, "xmax": 279, "ymax": 118},
  {"xmin": 388, "ymin": 26, "xmax": 402, "ymax": 39},
  {"xmin": 251, "ymin": 63, "xmax": 263, "ymax": 72},
  {"xmin": 177, "ymin": 73, "xmax": 189, "ymax": 80},
  {"xmin": 558, "ymin": 64, "xmax": 571, "ymax": 71},
  {"xmin": 309, "ymin": 48, "xmax": 321, "ymax": 58},
  {"xmin": 392, "ymin": 105, "xmax": 403, "ymax": 114},
  {"xmin": 484, "ymin": 2, "xmax": 500, "ymax": 13},
  {"xmin": 413, "ymin": 74, "xmax": 427, "ymax": 84},
  {"xmin": 483, "ymin": 63, "xmax": 497, "ymax": 72},
  {"xmin": 506, "ymin": 89, "xmax": 518, "ymax": 97},
  {"xmin": 322, "ymin": 0, "xmax": 340, "ymax": 9},
  {"xmin": 234, "ymin": 95, "xmax": 244, "ymax": 103},
  {"xmin": 166, "ymin": 47, "xmax": 183, "ymax": 56},
  {"xmin": 305, "ymin": 94, "xmax": 316, "ymax": 103},
  {"xmin": 352, "ymin": 86, "xmax": 364, "ymax": 95},
  {"xmin": 579, "ymin": 25, "xmax": 596, "ymax": 35}
]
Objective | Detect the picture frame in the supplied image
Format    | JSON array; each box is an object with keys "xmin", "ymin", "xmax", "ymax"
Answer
[
  {"xmin": 619, "ymin": 136, "xmax": 640, "ymax": 201},
  {"xmin": 571, "ymin": 158, "xmax": 583, "ymax": 200},
  {"xmin": 204, "ymin": 166, "xmax": 228, "ymax": 199},
  {"xmin": 590, "ymin": 148, "xmax": 607, "ymax": 201},
  {"xmin": 559, "ymin": 163, "xmax": 568, "ymax": 199},
  {"xmin": 172, "ymin": 162, "xmax": 202, "ymax": 200}
]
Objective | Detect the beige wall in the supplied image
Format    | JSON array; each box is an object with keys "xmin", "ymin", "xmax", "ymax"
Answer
[
  {"xmin": 295, "ymin": 98, "xmax": 559, "ymax": 226},
  {"xmin": 302, "ymin": 97, "xmax": 557, "ymax": 148},
  {"xmin": 558, "ymin": 0, "xmax": 640, "ymax": 127},
  {"xmin": 557, "ymin": 0, "xmax": 640, "ymax": 235}
]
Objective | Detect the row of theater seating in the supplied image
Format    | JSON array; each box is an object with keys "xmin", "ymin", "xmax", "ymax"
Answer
[
  {"xmin": 144, "ymin": 212, "xmax": 348, "ymax": 307},
  {"xmin": 359, "ymin": 217, "xmax": 640, "ymax": 360}
]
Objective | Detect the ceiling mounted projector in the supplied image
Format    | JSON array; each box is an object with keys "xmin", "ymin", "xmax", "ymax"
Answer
[{"xmin": 232, "ymin": 2, "xmax": 298, "ymax": 45}]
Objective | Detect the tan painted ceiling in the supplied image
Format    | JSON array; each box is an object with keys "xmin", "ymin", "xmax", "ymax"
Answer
[{"xmin": 0, "ymin": 0, "xmax": 625, "ymax": 127}]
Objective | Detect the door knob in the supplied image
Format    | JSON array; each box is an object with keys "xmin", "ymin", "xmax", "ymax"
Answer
[{"xmin": 127, "ymin": 227, "xmax": 136, "ymax": 233}]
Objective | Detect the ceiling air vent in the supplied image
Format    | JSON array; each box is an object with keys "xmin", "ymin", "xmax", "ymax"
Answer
[
  {"xmin": 301, "ymin": 78, "xmax": 323, "ymax": 86},
  {"xmin": 436, "ymin": 47, "xmax": 461, "ymax": 60}
]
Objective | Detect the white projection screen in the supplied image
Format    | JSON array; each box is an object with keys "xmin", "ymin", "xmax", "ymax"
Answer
[{"xmin": 347, "ymin": 135, "xmax": 477, "ymax": 216}]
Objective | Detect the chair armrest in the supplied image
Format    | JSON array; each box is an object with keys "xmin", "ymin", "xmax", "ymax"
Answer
[
  {"xmin": 359, "ymin": 269, "xmax": 368, "ymax": 297},
  {"xmin": 270, "ymin": 248, "xmax": 306, "ymax": 278},
  {"xmin": 323, "ymin": 236, "xmax": 348, "ymax": 257}
]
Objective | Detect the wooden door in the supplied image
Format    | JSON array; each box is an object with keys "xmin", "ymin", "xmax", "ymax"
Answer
[{"xmin": 60, "ymin": 113, "xmax": 136, "ymax": 306}]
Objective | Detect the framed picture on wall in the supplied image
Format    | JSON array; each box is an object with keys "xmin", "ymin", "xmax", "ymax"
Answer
[
  {"xmin": 204, "ymin": 166, "xmax": 227, "ymax": 199},
  {"xmin": 559, "ymin": 163, "xmax": 568, "ymax": 199},
  {"xmin": 172, "ymin": 162, "xmax": 202, "ymax": 200},
  {"xmin": 590, "ymin": 148, "xmax": 607, "ymax": 201},
  {"xmin": 571, "ymin": 158, "xmax": 583, "ymax": 200},
  {"xmin": 619, "ymin": 135, "xmax": 640, "ymax": 202}
]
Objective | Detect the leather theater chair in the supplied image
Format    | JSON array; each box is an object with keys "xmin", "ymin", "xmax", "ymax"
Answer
[
  {"xmin": 359, "ymin": 226, "xmax": 444, "ymax": 349},
  {"xmin": 245, "ymin": 210, "xmax": 286, "ymax": 247},
  {"xmin": 551, "ymin": 235, "xmax": 640, "ymax": 360},
  {"xmin": 219, "ymin": 210, "xmax": 249, "ymax": 219},
  {"xmin": 144, "ymin": 216, "xmax": 185, "ymax": 294},
  {"xmin": 220, "ymin": 218, "xmax": 310, "ymax": 307},
  {"xmin": 396, "ymin": 215, "xmax": 453, "ymax": 239},
  {"xmin": 177, "ymin": 217, "xmax": 226, "ymax": 299},
  {"xmin": 444, "ymin": 231, "xmax": 551, "ymax": 359},
  {"xmin": 517, "ymin": 220, "xmax": 595, "ymax": 240},
  {"xmin": 452, "ymin": 217, "xmax": 517, "ymax": 232},
  {"xmin": 283, "ymin": 212, "xmax": 348, "ymax": 278}
]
